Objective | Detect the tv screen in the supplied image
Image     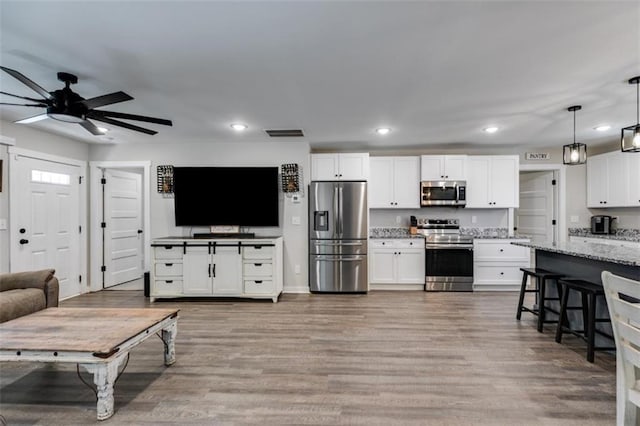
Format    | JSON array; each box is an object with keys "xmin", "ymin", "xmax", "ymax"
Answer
[{"xmin": 173, "ymin": 167, "xmax": 279, "ymax": 227}]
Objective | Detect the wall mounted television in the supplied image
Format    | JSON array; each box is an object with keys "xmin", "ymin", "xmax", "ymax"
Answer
[{"xmin": 173, "ymin": 167, "xmax": 279, "ymax": 227}]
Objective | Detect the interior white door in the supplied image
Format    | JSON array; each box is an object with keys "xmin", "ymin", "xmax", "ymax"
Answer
[
  {"xmin": 11, "ymin": 156, "xmax": 81, "ymax": 300},
  {"xmin": 517, "ymin": 171, "xmax": 555, "ymax": 244},
  {"xmin": 103, "ymin": 169, "xmax": 143, "ymax": 288}
]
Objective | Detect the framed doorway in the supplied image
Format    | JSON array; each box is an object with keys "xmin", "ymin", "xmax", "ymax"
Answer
[{"xmin": 89, "ymin": 161, "xmax": 151, "ymax": 292}]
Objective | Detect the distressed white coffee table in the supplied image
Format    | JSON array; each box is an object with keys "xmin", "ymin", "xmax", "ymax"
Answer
[{"xmin": 0, "ymin": 307, "xmax": 179, "ymax": 420}]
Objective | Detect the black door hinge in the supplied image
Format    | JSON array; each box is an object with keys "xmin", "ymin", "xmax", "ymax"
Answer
[
  {"xmin": 79, "ymin": 275, "xmax": 82, "ymax": 283},
  {"xmin": 101, "ymin": 222, "xmax": 106, "ymax": 228},
  {"xmin": 101, "ymin": 265, "xmax": 106, "ymax": 272},
  {"xmin": 79, "ymin": 225, "xmax": 82, "ymax": 233},
  {"xmin": 552, "ymin": 179, "xmax": 556, "ymax": 185},
  {"xmin": 101, "ymin": 178, "xmax": 106, "ymax": 184},
  {"xmin": 79, "ymin": 176, "xmax": 83, "ymax": 184},
  {"xmin": 552, "ymin": 220, "xmax": 557, "ymax": 225}
]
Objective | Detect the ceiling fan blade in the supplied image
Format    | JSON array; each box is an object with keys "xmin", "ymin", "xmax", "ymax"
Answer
[
  {"xmin": 87, "ymin": 110, "xmax": 172, "ymax": 126},
  {"xmin": 82, "ymin": 91, "xmax": 133, "ymax": 109},
  {"xmin": 0, "ymin": 90, "xmax": 49, "ymax": 104},
  {"xmin": 90, "ymin": 115, "xmax": 157, "ymax": 135},
  {"xmin": 15, "ymin": 113, "xmax": 49, "ymax": 124},
  {"xmin": 79, "ymin": 119, "xmax": 105, "ymax": 135},
  {"xmin": 0, "ymin": 102, "xmax": 47, "ymax": 107},
  {"xmin": 0, "ymin": 66, "xmax": 52, "ymax": 100}
]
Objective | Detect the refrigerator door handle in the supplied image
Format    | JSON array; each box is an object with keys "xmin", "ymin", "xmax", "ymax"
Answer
[
  {"xmin": 333, "ymin": 184, "xmax": 339, "ymax": 238},
  {"xmin": 338, "ymin": 184, "xmax": 344, "ymax": 236},
  {"xmin": 313, "ymin": 242, "xmax": 363, "ymax": 246},
  {"xmin": 314, "ymin": 256, "xmax": 364, "ymax": 261}
]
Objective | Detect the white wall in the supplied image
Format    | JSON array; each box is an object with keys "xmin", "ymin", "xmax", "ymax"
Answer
[{"xmin": 90, "ymin": 141, "xmax": 311, "ymax": 293}]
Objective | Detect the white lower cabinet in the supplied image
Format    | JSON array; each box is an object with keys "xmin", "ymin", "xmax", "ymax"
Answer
[
  {"xmin": 473, "ymin": 239, "xmax": 530, "ymax": 291},
  {"xmin": 151, "ymin": 237, "xmax": 283, "ymax": 302},
  {"xmin": 369, "ymin": 239, "xmax": 425, "ymax": 289}
]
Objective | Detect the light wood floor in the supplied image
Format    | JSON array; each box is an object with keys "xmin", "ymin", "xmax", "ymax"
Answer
[{"xmin": 0, "ymin": 290, "xmax": 616, "ymax": 425}]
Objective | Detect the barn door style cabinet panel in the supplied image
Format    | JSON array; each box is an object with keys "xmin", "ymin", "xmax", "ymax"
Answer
[
  {"xmin": 151, "ymin": 237, "xmax": 283, "ymax": 302},
  {"xmin": 311, "ymin": 153, "xmax": 370, "ymax": 181}
]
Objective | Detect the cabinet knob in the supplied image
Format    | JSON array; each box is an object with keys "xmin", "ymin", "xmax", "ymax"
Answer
[
  {"xmin": 499, "ymin": 249, "xmax": 504, "ymax": 252},
  {"xmin": 500, "ymin": 272, "xmax": 504, "ymax": 275}
]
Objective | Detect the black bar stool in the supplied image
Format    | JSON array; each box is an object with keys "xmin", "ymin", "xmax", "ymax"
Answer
[
  {"xmin": 554, "ymin": 278, "xmax": 615, "ymax": 363},
  {"xmin": 516, "ymin": 267, "xmax": 564, "ymax": 332}
]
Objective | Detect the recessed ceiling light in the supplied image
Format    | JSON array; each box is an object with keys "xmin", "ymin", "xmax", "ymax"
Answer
[
  {"xmin": 594, "ymin": 125, "xmax": 611, "ymax": 131},
  {"xmin": 375, "ymin": 127, "xmax": 391, "ymax": 135},
  {"xmin": 97, "ymin": 127, "xmax": 109, "ymax": 133},
  {"xmin": 483, "ymin": 126, "xmax": 499, "ymax": 133},
  {"xmin": 230, "ymin": 123, "xmax": 248, "ymax": 131}
]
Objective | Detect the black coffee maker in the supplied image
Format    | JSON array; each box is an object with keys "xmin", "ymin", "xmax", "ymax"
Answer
[{"xmin": 591, "ymin": 215, "xmax": 615, "ymax": 234}]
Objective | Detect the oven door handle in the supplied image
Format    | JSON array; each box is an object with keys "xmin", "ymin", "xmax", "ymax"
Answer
[{"xmin": 426, "ymin": 245, "xmax": 474, "ymax": 249}]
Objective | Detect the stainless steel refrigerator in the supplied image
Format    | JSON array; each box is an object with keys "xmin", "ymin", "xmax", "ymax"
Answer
[{"xmin": 309, "ymin": 181, "xmax": 368, "ymax": 293}]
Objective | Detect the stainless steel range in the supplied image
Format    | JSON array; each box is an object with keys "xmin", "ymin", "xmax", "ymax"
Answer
[{"xmin": 417, "ymin": 218, "xmax": 474, "ymax": 292}]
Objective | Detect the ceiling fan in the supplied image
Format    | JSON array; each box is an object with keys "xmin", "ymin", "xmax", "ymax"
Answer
[{"xmin": 0, "ymin": 66, "xmax": 172, "ymax": 135}]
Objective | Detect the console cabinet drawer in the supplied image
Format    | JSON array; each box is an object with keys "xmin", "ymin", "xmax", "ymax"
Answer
[
  {"xmin": 154, "ymin": 262, "xmax": 183, "ymax": 276},
  {"xmin": 474, "ymin": 265, "xmax": 523, "ymax": 284},
  {"xmin": 243, "ymin": 245, "xmax": 274, "ymax": 260},
  {"xmin": 244, "ymin": 279, "xmax": 274, "ymax": 294},
  {"xmin": 243, "ymin": 262, "xmax": 273, "ymax": 276},
  {"xmin": 154, "ymin": 245, "xmax": 183, "ymax": 260},
  {"xmin": 154, "ymin": 279, "xmax": 183, "ymax": 294}
]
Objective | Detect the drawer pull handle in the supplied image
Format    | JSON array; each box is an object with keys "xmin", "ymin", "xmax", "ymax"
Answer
[
  {"xmin": 164, "ymin": 246, "xmax": 173, "ymax": 250},
  {"xmin": 499, "ymin": 249, "xmax": 504, "ymax": 252},
  {"xmin": 165, "ymin": 280, "xmax": 173, "ymax": 283},
  {"xmin": 255, "ymin": 280, "xmax": 263, "ymax": 284},
  {"xmin": 254, "ymin": 263, "xmax": 262, "ymax": 266},
  {"xmin": 500, "ymin": 272, "xmax": 504, "ymax": 276},
  {"xmin": 165, "ymin": 263, "xmax": 173, "ymax": 267}
]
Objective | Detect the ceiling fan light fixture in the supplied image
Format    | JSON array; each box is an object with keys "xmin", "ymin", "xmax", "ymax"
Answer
[
  {"xmin": 483, "ymin": 126, "xmax": 499, "ymax": 133},
  {"xmin": 230, "ymin": 123, "xmax": 248, "ymax": 131},
  {"xmin": 375, "ymin": 127, "xmax": 391, "ymax": 135},
  {"xmin": 97, "ymin": 126, "xmax": 109, "ymax": 133},
  {"xmin": 594, "ymin": 125, "xmax": 610, "ymax": 132},
  {"xmin": 622, "ymin": 76, "xmax": 640, "ymax": 152},
  {"xmin": 562, "ymin": 105, "xmax": 587, "ymax": 165},
  {"xmin": 47, "ymin": 112, "xmax": 85, "ymax": 123}
]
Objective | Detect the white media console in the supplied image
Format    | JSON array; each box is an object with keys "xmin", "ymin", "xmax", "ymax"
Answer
[{"xmin": 150, "ymin": 236, "xmax": 283, "ymax": 302}]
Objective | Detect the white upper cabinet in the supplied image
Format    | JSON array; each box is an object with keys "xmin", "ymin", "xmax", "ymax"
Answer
[
  {"xmin": 466, "ymin": 155, "xmax": 519, "ymax": 208},
  {"xmin": 311, "ymin": 153, "xmax": 370, "ymax": 181},
  {"xmin": 369, "ymin": 156, "xmax": 420, "ymax": 208},
  {"xmin": 420, "ymin": 155, "xmax": 466, "ymax": 181},
  {"xmin": 627, "ymin": 153, "xmax": 640, "ymax": 207},
  {"xmin": 587, "ymin": 151, "xmax": 638, "ymax": 208}
]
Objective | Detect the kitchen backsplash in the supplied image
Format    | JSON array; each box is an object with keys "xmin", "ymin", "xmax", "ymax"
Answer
[{"xmin": 370, "ymin": 226, "xmax": 514, "ymax": 239}]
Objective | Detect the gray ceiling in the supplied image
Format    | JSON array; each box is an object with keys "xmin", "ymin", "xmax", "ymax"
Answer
[{"xmin": 1, "ymin": 1, "xmax": 639, "ymax": 151}]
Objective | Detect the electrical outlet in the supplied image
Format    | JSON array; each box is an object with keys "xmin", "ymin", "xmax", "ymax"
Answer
[
  {"xmin": 396, "ymin": 215, "xmax": 401, "ymax": 224},
  {"xmin": 471, "ymin": 216, "xmax": 477, "ymax": 224},
  {"xmin": 291, "ymin": 216, "xmax": 301, "ymax": 225},
  {"xmin": 0, "ymin": 218, "xmax": 6, "ymax": 230},
  {"xmin": 570, "ymin": 215, "xmax": 579, "ymax": 223},
  {"xmin": 294, "ymin": 264, "xmax": 301, "ymax": 274}
]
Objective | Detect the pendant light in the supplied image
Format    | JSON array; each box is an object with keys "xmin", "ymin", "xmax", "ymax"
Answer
[
  {"xmin": 621, "ymin": 76, "xmax": 640, "ymax": 152},
  {"xmin": 563, "ymin": 105, "xmax": 587, "ymax": 165}
]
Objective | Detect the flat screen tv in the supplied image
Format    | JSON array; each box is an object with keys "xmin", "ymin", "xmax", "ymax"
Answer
[{"xmin": 173, "ymin": 167, "xmax": 279, "ymax": 227}]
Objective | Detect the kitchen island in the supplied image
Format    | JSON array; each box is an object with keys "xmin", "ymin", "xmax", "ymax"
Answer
[
  {"xmin": 510, "ymin": 240, "xmax": 639, "ymax": 283},
  {"xmin": 510, "ymin": 240, "xmax": 640, "ymax": 347}
]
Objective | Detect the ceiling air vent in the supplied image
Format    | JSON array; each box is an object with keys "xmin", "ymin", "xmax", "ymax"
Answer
[{"xmin": 265, "ymin": 129, "xmax": 304, "ymax": 137}]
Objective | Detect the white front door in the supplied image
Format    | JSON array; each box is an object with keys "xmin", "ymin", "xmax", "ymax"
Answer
[
  {"xmin": 10, "ymin": 156, "xmax": 81, "ymax": 300},
  {"xmin": 517, "ymin": 171, "xmax": 555, "ymax": 244},
  {"xmin": 103, "ymin": 169, "xmax": 143, "ymax": 288}
]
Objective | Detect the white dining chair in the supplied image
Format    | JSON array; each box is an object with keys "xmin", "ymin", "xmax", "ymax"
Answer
[{"xmin": 602, "ymin": 271, "xmax": 640, "ymax": 426}]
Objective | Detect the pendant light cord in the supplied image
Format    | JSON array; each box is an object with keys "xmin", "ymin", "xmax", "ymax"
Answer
[
  {"xmin": 636, "ymin": 79, "xmax": 639, "ymax": 124},
  {"xmin": 573, "ymin": 108, "xmax": 577, "ymax": 144}
]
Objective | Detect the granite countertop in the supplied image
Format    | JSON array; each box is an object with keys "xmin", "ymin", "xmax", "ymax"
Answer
[
  {"xmin": 511, "ymin": 240, "xmax": 640, "ymax": 267},
  {"xmin": 471, "ymin": 235, "xmax": 530, "ymax": 240},
  {"xmin": 568, "ymin": 228, "xmax": 640, "ymax": 243}
]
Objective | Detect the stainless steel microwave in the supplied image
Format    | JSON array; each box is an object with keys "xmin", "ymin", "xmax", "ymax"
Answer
[{"xmin": 420, "ymin": 180, "xmax": 466, "ymax": 207}]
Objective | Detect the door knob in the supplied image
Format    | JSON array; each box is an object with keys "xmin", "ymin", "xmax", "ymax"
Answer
[
  {"xmin": 19, "ymin": 228, "xmax": 26, "ymax": 234},
  {"xmin": 137, "ymin": 229, "xmax": 143, "ymax": 234},
  {"xmin": 19, "ymin": 239, "xmax": 29, "ymax": 245}
]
